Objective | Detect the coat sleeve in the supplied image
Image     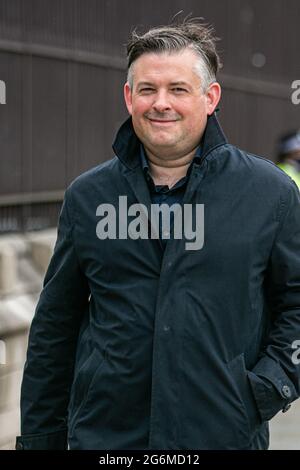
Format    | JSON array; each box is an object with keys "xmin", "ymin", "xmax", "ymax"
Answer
[
  {"xmin": 15, "ymin": 187, "xmax": 90, "ymax": 450},
  {"xmin": 248, "ymin": 180, "xmax": 300, "ymax": 422}
]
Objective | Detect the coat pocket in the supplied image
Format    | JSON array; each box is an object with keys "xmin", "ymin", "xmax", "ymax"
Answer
[
  {"xmin": 227, "ymin": 353, "xmax": 262, "ymax": 438},
  {"xmin": 69, "ymin": 348, "xmax": 106, "ymax": 433}
]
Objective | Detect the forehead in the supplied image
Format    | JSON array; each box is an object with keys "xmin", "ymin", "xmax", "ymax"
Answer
[{"xmin": 132, "ymin": 49, "xmax": 201, "ymax": 84}]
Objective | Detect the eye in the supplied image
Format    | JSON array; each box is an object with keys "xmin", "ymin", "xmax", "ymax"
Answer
[
  {"xmin": 139, "ymin": 87, "xmax": 155, "ymax": 94},
  {"xmin": 172, "ymin": 87, "xmax": 188, "ymax": 93}
]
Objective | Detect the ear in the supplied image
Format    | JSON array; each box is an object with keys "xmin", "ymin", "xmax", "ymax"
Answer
[
  {"xmin": 205, "ymin": 82, "xmax": 221, "ymax": 116},
  {"xmin": 124, "ymin": 82, "xmax": 133, "ymax": 115}
]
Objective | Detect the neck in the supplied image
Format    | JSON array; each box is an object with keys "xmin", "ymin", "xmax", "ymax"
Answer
[{"xmin": 145, "ymin": 147, "xmax": 196, "ymax": 188}]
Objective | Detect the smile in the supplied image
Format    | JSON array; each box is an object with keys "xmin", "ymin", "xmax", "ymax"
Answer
[{"xmin": 148, "ymin": 119, "xmax": 177, "ymax": 125}]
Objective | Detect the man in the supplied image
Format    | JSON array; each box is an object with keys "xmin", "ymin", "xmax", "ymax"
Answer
[
  {"xmin": 16, "ymin": 21, "xmax": 300, "ymax": 450},
  {"xmin": 277, "ymin": 130, "xmax": 300, "ymax": 189}
]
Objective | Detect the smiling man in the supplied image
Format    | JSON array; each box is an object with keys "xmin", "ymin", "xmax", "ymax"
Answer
[
  {"xmin": 124, "ymin": 37, "xmax": 220, "ymax": 190},
  {"xmin": 124, "ymin": 48, "xmax": 220, "ymax": 183},
  {"xmin": 16, "ymin": 20, "xmax": 300, "ymax": 450}
]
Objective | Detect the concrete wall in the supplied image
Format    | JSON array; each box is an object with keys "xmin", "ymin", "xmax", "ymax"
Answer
[{"xmin": 0, "ymin": 230, "xmax": 56, "ymax": 449}]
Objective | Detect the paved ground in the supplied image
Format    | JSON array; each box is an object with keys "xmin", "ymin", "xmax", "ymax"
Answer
[{"xmin": 269, "ymin": 399, "xmax": 300, "ymax": 449}]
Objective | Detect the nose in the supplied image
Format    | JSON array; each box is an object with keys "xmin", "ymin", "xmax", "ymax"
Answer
[{"xmin": 152, "ymin": 89, "xmax": 171, "ymax": 113}]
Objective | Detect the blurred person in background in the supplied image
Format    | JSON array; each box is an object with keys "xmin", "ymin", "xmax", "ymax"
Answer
[
  {"xmin": 277, "ymin": 130, "xmax": 300, "ymax": 188},
  {"xmin": 16, "ymin": 19, "xmax": 300, "ymax": 451}
]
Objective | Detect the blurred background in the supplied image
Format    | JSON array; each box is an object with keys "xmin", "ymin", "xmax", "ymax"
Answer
[{"xmin": 0, "ymin": 0, "xmax": 300, "ymax": 450}]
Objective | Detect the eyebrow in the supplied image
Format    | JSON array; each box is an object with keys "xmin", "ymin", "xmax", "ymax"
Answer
[
  {"xmin": 136, "ymin": 82, "xmax": 154, "ymax": 88},
  {"xmin": 136, "ymin": 81, "xmax": 191, "ymax": 88},
  {"xmin": 169, "ymin": 81, "xmax": 190, "ymax": 87}
]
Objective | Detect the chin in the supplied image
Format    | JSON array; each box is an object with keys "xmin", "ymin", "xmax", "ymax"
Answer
[
  {"xmin": 149, "ymin": 133, "xmax": 177, "ymax": 144},
  {"xmin": 150, "ymin": 140, "xmax": 176, "ymax": 149}
]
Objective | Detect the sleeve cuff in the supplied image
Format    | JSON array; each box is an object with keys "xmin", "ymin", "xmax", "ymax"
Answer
[{"xmin": 248, "ymin": 355, "xmax": 297, "ymax": 421}]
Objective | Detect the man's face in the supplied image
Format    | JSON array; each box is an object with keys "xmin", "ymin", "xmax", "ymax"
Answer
[{"xmin": 124, "ymin": 48, "xmax": 221, "ymax": 161}]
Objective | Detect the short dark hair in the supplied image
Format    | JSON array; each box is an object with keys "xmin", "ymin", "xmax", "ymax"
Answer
[{"xmin": 126, "ymin": 19, "xmax": 222, "ymax": 90}]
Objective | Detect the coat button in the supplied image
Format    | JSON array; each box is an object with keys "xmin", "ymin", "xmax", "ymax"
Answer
[
  {"xmin": 16, "ymin": 441, "xmax": 24, "ymax": 450},
  {"xmin": 163, "ymin": 325, "xmax": 170, "ymax": 332},
  {"xmin": 282, "ymin": 403, "xmax": 292, "ymax": 413},
  {"xmin": 282, "ymin": 385, "xmax": 292, "ymax": 398}
]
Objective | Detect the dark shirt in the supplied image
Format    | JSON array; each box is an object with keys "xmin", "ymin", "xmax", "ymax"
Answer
[{"xmin": 140, "ymin": 144, "xmax": 201, "ymax": 249}]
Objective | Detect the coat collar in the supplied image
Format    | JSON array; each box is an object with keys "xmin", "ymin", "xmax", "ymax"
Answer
[{"xmin": 112, "ymin": 111, "xmax": 228, "ymax": 171}]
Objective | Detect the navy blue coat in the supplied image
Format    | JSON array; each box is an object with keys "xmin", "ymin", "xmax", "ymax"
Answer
[{"xmin": 16, "ymin": 113, "xmax": 300, "ymax": 450}]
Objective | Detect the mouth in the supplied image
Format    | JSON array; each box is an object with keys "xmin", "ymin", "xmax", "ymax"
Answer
[{"xmin": 147, "ymin": 118, "xmax": 178, "ymax": 125}]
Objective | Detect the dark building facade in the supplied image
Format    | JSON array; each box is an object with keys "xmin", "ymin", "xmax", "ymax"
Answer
[{"xmin": 0, "ymin": 0, "xmax": 299, "ymax": 232}]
